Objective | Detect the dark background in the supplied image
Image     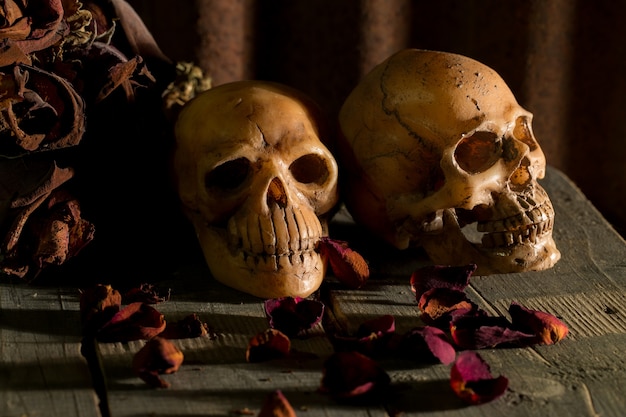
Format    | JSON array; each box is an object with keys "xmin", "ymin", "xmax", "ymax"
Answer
[{"xmin": 127, "ymin": 0, "xmax": 626, "ymax": 237}]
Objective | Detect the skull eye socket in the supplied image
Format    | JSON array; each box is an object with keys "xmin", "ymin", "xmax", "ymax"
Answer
[
  {"xmin": 513, "ymin": 116, "xmax": 538, "ymax": 151},
  {"xmin": 205, "ymin": 157, "xmax": 251, "ymax": 191},
  {"xmin": 454, "ymin": 131, "xmax": 502, "ymax": 174},
  {"xmin": 289, "ymin": 154, "xmax": 330, "ymax": 185}
]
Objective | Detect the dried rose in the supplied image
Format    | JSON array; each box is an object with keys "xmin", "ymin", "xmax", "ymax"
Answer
[
  {"xmin": 246, "ymin": 329, "xmax": 291, "ymax": 363},
  {"xmin": 450, "ymin": 351, "xmax": 508, "ymax": 405},
  {"xmin": 397, "ymin": 326, "xmax": 456, "ymax": 365},
  {"xmin": 132, "ymin": 337, "xmax": 183, "ymax": 388},
  {"xmin": 97, "ymin": 302, "xmax": 166, "ymax": 342},
  {"xmin": 318, "ymin": 237, "xmax": 369, "ymax": 289},
  {"xmin": 508, "ymin": 302, "xmax": 569, "ymax": 345},
  {"xmin": 319, "ymin": 351, "xmax": 390, "ymax": 400},
  {"xmin": 332, "ymin": 314, "xmax": 396, "ymax": 358},
  {"xmin": 264, "ymin": 296, "xmax": 324, "ymax": 337},
  {"xmin": 258, "ymin": 390, "xmax": 297, "ymax": 417}
]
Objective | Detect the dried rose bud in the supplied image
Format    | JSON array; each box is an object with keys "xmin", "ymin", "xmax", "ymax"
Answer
[
  {"xmin": 509, "ymin": 302, "xmax": 569, "ymax": 345},
  {"xmin": 264, "ymin": 297, "xmax": 324, "ymax": 337},
  {"xmin": 97, "ymin": 302, "xmax": 166, "ymax": 342},
  {"xmin": 258, "ymin": 390, "xmax": 297, "ymax": 417},
  {"xmin": 398, "ymin": 326, "xmax": 456, "ymax": 365},
  {"xmin": 132, "ymin": 337, "xmax": 184, "ymax": 388},
  {"xmin": 450, "ymin": 351, "xmax": 508, "ymax": 405},
  {"xmin": 319, "ymin": 351, "xmax": 390, "ymax": 400},
  {"xmin": 318, "ymin": 237, "xmax": 369, "ymax": 289},
  {"xmin": 246, "ymin": 329, "xmax": 291, "ymax": 363}
]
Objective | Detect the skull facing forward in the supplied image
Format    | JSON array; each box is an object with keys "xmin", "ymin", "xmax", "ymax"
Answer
[
  {"xmin": 173, "ymin": 81, "xmax": 339, "ymax": 298},
  {"xmin": 338, "ymin": 49, "xmax": 560, "ymax": 274}
]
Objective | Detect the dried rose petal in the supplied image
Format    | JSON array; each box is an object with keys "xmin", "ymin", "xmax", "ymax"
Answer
[
  {"xmin": 450, "ymin": 313, "xmax": 536, "ymax": 350},
  {"xmin": 318, "ymin": 237, "xmax": 369, "ymax": 289},
  {"xmin": 331, "ymin": 315, "xmax": 396, "ymax": 358},
  {"xmin": 320, "ymin": 351, "xmax": 390, "ymax": 400},
  {"xmin": 450, "ymin": 351, "xmax": 508, "ymax": 404},
  {"xmin": 160, "ymin": 313, "xmax": 211, "ymax": 339},
  {"xmin": 246, "ymin": 329, "xmax": 291, "ymax": 363},
  {"xmin": 418, "ymin": 287, "xmax": 477, "ymax": 326},
  {"xmin": 398, "ymin": 326, "xmax": 456, "ymax": 365},
  {"xmin": 410, "ymin": 264, "xmax": 477, "ymax": 296},
  {"xmin": 264, "ymin": 297, "xmax": 324, "ymax": 337},
  {"xmin": 509, "ymin": 302, "xmax": 569, "ymax": 345},
  {"xmin": 79, "ymin": 283, "xmax": 122, "ymax": 333},
  {"xmin": 258, "ymin": 390, "xmax": 297, "ymax": 417},
  {"xmin": 124, "ymin": 283, "xmax": 171, "ymax": 304},
  {"xmin": 97, "ymin": 302, "xmax": 166, "ymax": 342},
  {"xmin": 132, "ymin": 337, "xmax": 184, "ymax": 388}
]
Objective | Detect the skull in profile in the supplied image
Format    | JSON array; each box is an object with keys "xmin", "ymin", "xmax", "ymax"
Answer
[
  {"xmin": 338, "ymin": 49, "xmax": 560, "ymax": 274},
  {"xmin": 173, "ymin": 81, "xmax": 339, "ymax": 297}
]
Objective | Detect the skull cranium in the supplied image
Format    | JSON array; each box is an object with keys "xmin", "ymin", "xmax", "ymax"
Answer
[
  {"xmin": 173, "ymin": 81, "xmax": 339, "ymax": 298},
  {"xmin": 337, "ymin": 49, "xmax": 560, "ymax": 274}
]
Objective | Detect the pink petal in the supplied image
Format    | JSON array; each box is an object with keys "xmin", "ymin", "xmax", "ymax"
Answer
[{"xmin": 450, "ymin": 351, "xmax": 508, "ymax": 404}]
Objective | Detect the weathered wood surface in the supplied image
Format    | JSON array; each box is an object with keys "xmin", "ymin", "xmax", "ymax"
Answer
[
  {"xmin": 2, "ymin": 166, "xmax": 626, "ymax": 417},
  {"xmin": 0, "ymin": 285, "xmax": 101, "ymax": 417}
]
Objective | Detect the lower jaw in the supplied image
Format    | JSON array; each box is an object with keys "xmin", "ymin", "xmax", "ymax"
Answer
[{"xmin": 472, "ymin": 233, "xmax": 561, "ymax": 274}]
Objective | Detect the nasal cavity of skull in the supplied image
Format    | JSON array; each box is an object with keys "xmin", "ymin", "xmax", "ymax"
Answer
[
  {"xmin": 205, "ymin": 157, "xmax": 250, "ymax": 192},
  {"xmin": 289, "ymin": 154, "xmax": 329, "ymax": 185},
  {"xmin": 267, "ymin": 178, "xmax": 288, "ymax": 208},
  {"xmin": 509, "ymin": 159, "xmax": 533, "ymax": 192},
  {"xmin": 454, "ymin": 131, "xmax": 502, "ymax": 174}
]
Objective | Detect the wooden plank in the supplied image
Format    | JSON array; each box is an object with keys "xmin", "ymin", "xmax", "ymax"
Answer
[
  {"xmin": 97, "ymin": 266, "xmax": 383, "ymax": 416},
  {"xmin": 0, "ymin": 284, "xmax": 101, "ymax": 417},
  {"xmin": 326, "ymin": 166, "xmax": 626, "ymax": 416}
]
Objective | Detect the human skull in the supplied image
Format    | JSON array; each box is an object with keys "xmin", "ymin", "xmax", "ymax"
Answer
[
  {"xmin": 173, "ymin": 81, "xmax": 339, "ymax": 298},
  {"xmin": 338, "ymin": 49, "xmax": 560, "ymax": 274}
]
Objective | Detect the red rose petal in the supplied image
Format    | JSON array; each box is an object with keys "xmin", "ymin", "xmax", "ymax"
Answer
[
  {"xmin": 410, "ymin": 264, "xmax": 477, "ymax": 296},
  {"xmin": 450, "ymin": 314, "xmax": 536, "ymax": 350},
  {"xmin": 258, "ymin": 390, "xmax": 296, "ymax": 417},
  {"xmin": 264, "ymin": 297, "xmax": 325, "ymax": 337},
  {"xmin": 398, "ymin": 326, "xmax": 456, "ymax": 365},
  {"xmin": 509, "ymin": 302, "xmax": 569, "ymax": 345},
  {"xmin": 97, "ymin": 302, "xmax": 166, "ymax": 342},
  {"xmin": 132, "ymin": 337, "xmax": 184, "ymax": 388},
  {"xmin": 450, "ymin": 351, "xmax": 508, "ymax": 404},
  {"xmin": 318, "ymin": 237, "xmax": 370, "ymax": 289},
  {"xmin": 246, "ymin": 329, "xmax": 291, "ymax": 363},
  {"xmin": 320, "ymin": 351, "xmax": 390, "ymax": 400}
]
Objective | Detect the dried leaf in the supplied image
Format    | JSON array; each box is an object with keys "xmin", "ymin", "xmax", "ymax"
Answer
[
  {"xmin": 450, "ymin": 351, "xmax": 508, "ymax": 405},
  {"xmin": 124, "ymin": 283, "xmax": 171, "ymax": 304},
  {"xmin": 161, "ymin": 313, "xmax": 212, "ymax": 339},
  {"xmin": 132, "ymin": 337, "xmax": 184, "ymax": 388},
  {"xmin": 79, "ymin": 283, "xmax": 122, "ymax": 333}
]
